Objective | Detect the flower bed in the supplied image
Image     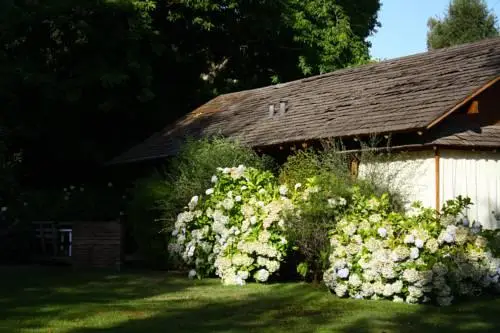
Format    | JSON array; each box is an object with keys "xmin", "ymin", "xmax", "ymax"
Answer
[
  {"xmin": 170, "ymin": 165, "xmax": 292, "ymax": 285},
  {"xmin": 323, "ymin": 189, "xmax": 500, "ymax": 306}
]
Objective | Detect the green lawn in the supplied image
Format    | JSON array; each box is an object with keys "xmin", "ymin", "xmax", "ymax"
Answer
[{"xmin": 1, "ymin": 267, "xmax": 500, "ymax": 332}]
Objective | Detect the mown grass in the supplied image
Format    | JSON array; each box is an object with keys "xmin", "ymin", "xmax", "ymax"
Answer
[{"xmin": 1, "ymin": 266, "xmax": 500, "ymax": 332}]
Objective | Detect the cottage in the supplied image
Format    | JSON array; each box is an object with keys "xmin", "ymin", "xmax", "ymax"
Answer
[{"xmin": 110, "ymin": 37, "xmax": 500, "ymax": 229}]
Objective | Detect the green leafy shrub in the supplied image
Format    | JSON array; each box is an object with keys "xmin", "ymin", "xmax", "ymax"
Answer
[
  {"xmin": 279, "ymin": 148, "xmax": 351, "ymax": 191},
  {"xmin": 482, "ymin": 229, "xmax": 500, "ymax": 257},
  {"xmin": 170, "ymin": 165, "xmax": 292, "ymax": 285},
  {"xmin": 284, "ymin": 175, "xmax": 350, "ymax": 282},
  {"xmin": 279, "ymin": 145, "xmax": 404, "ymax": 282},
  {"xmin": 126, "ymin": 174, "xmax": 172, "ymax": 268},
  {"xmin": 323, "ymin": 191, "xmax": 500, "ymax": 306},
  {"xmin": 167, "ymin": 137, "xmax": 274, "ymax": 211},
  {"xmin": 127, "ymin": 137, "xmax": 274, "ymax": 267}
]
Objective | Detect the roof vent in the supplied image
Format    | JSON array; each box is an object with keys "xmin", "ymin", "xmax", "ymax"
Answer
[
  {"xmin": 279, "ymin": 100, "xmax": 288, "ymax": 116},
  {"xmin": 268, "ymin": 104, "xmax": 275, "ymax": 118}
]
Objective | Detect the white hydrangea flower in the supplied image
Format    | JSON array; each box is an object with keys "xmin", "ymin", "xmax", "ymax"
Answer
[
  {"xmin": 414, "ymin": 239, "xmax": 424, "ymax": 248},
  {"xmin": 410, "ymin": 247, "xmax": 419, "ymax": 260},
  {"xmin": 455, "ymin": 227, "xmax": 469, "ymax": 245},
  {"xmin": 254, "ymin": 269, "xmax": 270, "ymax": 282},
  {"xmin": 362, "ymin": 269, "xmax": 379, "ymax": 282},
  {"xmin": 381, "ymin": 263, "xmax": 397, "ymax": 279},
  {"xmin": 279, "ymin": 185, "xmax": 288, "ymax": 196},
  {"xmin": 383, "ymin": 284, "xmax": 394, "ymax": 297},
  {"xmin": 373, "ymin": 281, "xmax": 385, "ymax": 295},
  {"xmin": 358, "ymin": 220, "xmax": 371, "ymax": 231},
  {"xmin": 206, "ymin": 188, "xmax": 214, "ymax": 195},
  {"xmin": 211, "ymin": 175, "xmax": 218, "ymax": 183},
  {"xmin": 337, "ymin": 268, "xmax": 350, "ymax": 279},
  {"xmin": 188, "ymin": 269, "xmax": 197, "ymax": 279},
  {"xmin": 365, "ymin": 238, "xmax": 381, "ymax": 252},
  {"xmin": 237, "ymin": 270, "xmax": 249, "ymax": 280},
  {"xmin": 352, "ymin": 235, "xmax": 363, "ymax": 245},
  {"xmin": 294, "ymin": 183, "xmax": 302, "ymax": 190},
  {"xmin": 221, "ymin": 198, "xmax": 235, "ymax": 210},
  {"xmin": 425, "ymin": 238, "xmax": 439, "ymax": 253},
  {"xmin": 408, "ymin": 286, "xmax": 423, "ymax": 298},
  {"xmin": 230, "ymin": 165, "xmax": 246, "ymax": 179},
  {"xmin": 443, "ymin": 232, "xmax": 455, "ymax": 244},
  {"xmin": 404, "ymin": 234, "xmax": 415, "ymax": 244},
  {"xmin": 393, "ymin": 296, "xmax": 404, "ymax": 303},
  {"xmin": 405, "ymin": 296, "xmax": 419, "ymax": 304},
  {"xmin": 369, "ymin": 214, "xmax": 382, "ymax": 223},
  {"xmin": 360, "ymin": 282, "xmax": 374, "ymax": 297},
  {"xmin": 334, "ymin": 283, "xmax": 348, "ymax": 297},
  {"xmin": 348, "ymin": 274, "xmax": 362, "ymax": 287},
  {"xmin": 346, "ymin": 243, "xmax": 361, "ymax": 256},
  {"xmin": 188, "ymin": 196, "xmax": 199, "ymax": 211},
  {"xmin": 403, "ymin": 269, "xmax": 419, "ymax": 283},
  {"xmin": 344, "ymin": 223, "xmax": 357, "ymax": 236},
  {"xmin": 377, "ymin": 227, "xmax": 387, "ymax": 238},
  {"xmin": 391, "ymin": 280, "xmax": 403, "ymax": 294},
  {"xmin": 391, "ymin": 246, "xmax": 410, "ymax": 262},
  {"xmin": 258, "ymin": 231, "xmax": 271, "ymax": 243}
]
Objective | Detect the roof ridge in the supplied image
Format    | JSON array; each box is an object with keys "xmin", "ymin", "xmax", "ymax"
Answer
[{"xmin": 215, "ymin": 36, "xmax": 500, "ymax": 95}]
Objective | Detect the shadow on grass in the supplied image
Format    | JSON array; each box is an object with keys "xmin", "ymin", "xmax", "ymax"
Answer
[
  {"xmin": 0, "ymin": 266, "xmax": 193, "ymax": 331},
  {"xmin": 68, "ymin": 286, "xmax": 500, "ymax": 333},
  {"xmin": 1, "ymin": 266, "xmax": 500, "ymax": 333},
  {"xmin": 341, "ymin": 295, "xmax": 500, "ymax": 333},
  {"xmin": 67, "ymin": 282, "xmax": 350, "ymax": 333}
]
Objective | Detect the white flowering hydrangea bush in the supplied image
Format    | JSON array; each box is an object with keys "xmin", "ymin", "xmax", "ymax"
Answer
[
  {"xmin": 323, "ymin": 189, "xmax": 500, "ymax": 306},
  {"xmin": 170, "ymin": 165, "xmax": 293, "ymax": 285}
]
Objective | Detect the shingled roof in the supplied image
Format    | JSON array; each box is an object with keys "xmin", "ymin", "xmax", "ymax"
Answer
[{"xmin": 109, "ymin": 37, "xmax": 500, "ymax": 165}]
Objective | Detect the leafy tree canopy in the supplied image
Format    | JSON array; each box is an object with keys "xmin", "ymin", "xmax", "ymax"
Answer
[
  {"xmin": 0, "ymin": 0, "xmax": 380, "ymax": 185},
  {"xmin": 427, "ymin": 0, "xmax": 499, "ymax": 50}
]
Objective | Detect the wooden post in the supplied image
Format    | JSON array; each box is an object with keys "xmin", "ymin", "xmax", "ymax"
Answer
[
  {"xmin": 434, "ymin": 147, "xmax": 440, "ymax": 211},
  {"xmin": 350, "ymin": 155, "xmax": 359, "ymax": 179}
]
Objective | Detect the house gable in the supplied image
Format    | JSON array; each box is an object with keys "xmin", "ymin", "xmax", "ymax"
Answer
[{"xmin": 426, "ymin": 80, "xmax": 500, "ymax": 148}]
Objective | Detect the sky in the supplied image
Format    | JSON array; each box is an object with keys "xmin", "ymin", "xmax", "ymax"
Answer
[{"xmin": 368, "ymin": 0, "xmax": 500, "ymax": 60}]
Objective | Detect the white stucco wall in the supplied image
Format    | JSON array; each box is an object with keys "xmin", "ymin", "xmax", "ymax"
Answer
[
  {"xmin": 359, "ymin": 149, "xmax": 500, "ymax": 230},
  {"xmin": 359, "ymin": 151, "xmax": 436, "ymax": 208},
  {"xmin": 440, "ymin": 150, "xmax": 500, "ymax": 230}
]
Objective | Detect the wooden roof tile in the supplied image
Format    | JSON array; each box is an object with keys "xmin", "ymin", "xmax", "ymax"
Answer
[{"xmin": 109, "ymin": 37, "xmax": 500, "ymax": 164}]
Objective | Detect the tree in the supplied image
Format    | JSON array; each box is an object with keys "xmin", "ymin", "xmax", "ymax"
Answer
[
  {"xmin": 0, "ymin": 0, "xmax": 381, "ymax": 185},
  {"xmin": 427, "ymin": 0, "xmax": 499, "ymax": 50}
]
